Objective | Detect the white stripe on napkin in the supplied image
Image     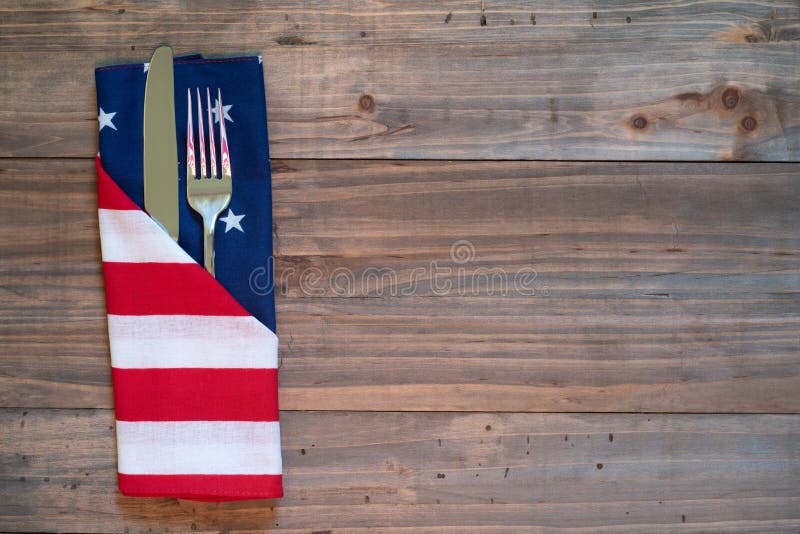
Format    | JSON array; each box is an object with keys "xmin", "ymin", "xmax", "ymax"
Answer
[
  {"xmin": 98, "ymin": 209, "xmax": 194, "ymax": 264},
  {"xmin": 107, "ymin": 314, "xmax": 278, "ymax": 369},
  {"xmin": 116, "ymin": 421, "xmax": 283, "ymax": 475}
]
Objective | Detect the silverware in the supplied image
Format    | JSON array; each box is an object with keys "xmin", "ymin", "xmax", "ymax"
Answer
[
  {"xmin": 143, "ymin": 45, "xmax": 179, "ymax": 241},
  {"xmin": 186, "ymin": 87, "xmax": 232, "ymax": 277}
]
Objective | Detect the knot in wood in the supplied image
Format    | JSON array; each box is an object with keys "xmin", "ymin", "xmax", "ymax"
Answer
[
  {"xmin": 741, "ymin": 116, "xmax": 757, "ymax": 131},
  {"xmin": 358, "ymin": 94, "xmax": 375, "ymax": 113},
  {"xmin": 722, "ymin": 88, "xmax": 740, "ymax": 110}
]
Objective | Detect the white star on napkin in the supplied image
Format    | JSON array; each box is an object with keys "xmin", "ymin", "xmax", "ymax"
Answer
[
  {"xmin": 219, "ymin": 208, "xmax": 245, "ymax": 233},
  {"xmin": 98, "ymin": 108, "xmax": 118, "ymax": 131},
  {"xmin": 212, "ymin": 100, "xmax": 233, "ymax": 123}
]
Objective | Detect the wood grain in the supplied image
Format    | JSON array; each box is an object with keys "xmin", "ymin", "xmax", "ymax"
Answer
[
  {"xmin": 1, "ymin": 158, "xmax": 797, "ymax": 412},
  {"xmin": 1, "ymin": 1, "xmax": 798, "ymax": 159},
  {"xmin": 1, "ymin": 409, "xmax": 798, "ymax": 532}
]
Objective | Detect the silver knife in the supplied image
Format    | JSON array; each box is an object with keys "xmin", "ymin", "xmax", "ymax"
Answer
[{"xmin": 143, "ymin": 46, "xmax": 179, "ymax": 241}]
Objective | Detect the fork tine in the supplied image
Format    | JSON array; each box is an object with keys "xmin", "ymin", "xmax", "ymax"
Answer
[
  {"xmin": 186, "ymin": 88, "xmax": 196, "ymax": 180},
  {"xmin": 218, "ymin": 88, "xmax": 231, "ymax": 179},
  {"xmin": 206, "ymin": 88, "xmax": 217, "ymax": 179},
  {"xmin": 196, "ymin": 87, "xmax": 207, "ymax": 178}
]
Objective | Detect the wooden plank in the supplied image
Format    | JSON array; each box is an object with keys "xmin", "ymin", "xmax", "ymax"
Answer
[
  {"xmin": 0, "ymin": 159, "xmax": 798, "ymax": 411},
  {"xmin": 0, "ymin": 409, "xmax": 798, "ymax": 531},
  {"xmin": 270, "ymin": 159, "xmax": 800, "ymax": 284},
  {"xmin": 1, "ymin": 1, "xmax": 798, "ymax": 159},
  {"xmin": 0, "ymin": 158, "xmax": 111, "ymax": 407},
  {"xmin": 271, "ymin": 159, "xmax": 800, "ymax": 412}
]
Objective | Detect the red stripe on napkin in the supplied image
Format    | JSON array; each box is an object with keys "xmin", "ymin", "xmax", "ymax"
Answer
[
  {"xmin": 112, "ymin": 368, "xmax": 279, "ymax": 422},
  {"xmin": 117, "ymin": 473, "xmax": 284, "ymax": 501},
  {"xmin": 97, "ymin": 164, "xmax": 140, "ymax": 211},
  {"xmin": 103, "ymin": 262, "xmax": 250, "ymax": 316}
]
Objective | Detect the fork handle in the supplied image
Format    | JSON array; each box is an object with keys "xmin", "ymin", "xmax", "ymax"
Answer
[{"xmin": 203, "ymin": 217, "xmax": 218, "ymax": 277}]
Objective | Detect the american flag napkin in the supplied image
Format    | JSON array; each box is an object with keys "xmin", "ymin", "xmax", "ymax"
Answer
[{"xmin": 95, "ymin": 54, "xmax": 281, "ymax": 501}]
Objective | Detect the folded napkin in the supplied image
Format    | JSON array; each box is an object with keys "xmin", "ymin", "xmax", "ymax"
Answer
[{"xmin": 95, "ymin": 54, "xmax": 282, "ymax": 501}]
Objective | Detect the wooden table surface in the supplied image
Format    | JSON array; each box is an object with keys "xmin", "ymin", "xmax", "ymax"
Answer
[{"xmin": 1, "ymin": 2, "xmax": 799, "ymax": 532}]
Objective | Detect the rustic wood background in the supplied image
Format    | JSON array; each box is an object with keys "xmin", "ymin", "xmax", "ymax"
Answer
[{"xmin": 1, "ymin": 1, "xmax": 799, "ymax": 532}]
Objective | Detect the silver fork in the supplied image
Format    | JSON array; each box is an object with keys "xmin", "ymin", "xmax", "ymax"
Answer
[{"xmin": 186, "ymin": 87, "xmax": 232, "ymax": 278}]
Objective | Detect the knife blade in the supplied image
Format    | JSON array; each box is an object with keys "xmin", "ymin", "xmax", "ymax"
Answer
[{"xmin": 143, "ymin": 45, "xmax": 179, "ymax": 241}]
